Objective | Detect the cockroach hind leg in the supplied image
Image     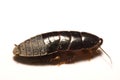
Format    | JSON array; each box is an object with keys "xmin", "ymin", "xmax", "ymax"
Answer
[
  {"xmin": 57, "ymin": 62, "xmax": 66, "ymax": 66},
  {"xmin": 49, "ymin": 56, "xmax": 61, "ymax": 64},
  {"xmin": 54, "ymin": 56, "xmax": 60, "ymax": 60},
  {"xmin": 97, "ymin": 47, "xmax": 112, "ymax": 64}
]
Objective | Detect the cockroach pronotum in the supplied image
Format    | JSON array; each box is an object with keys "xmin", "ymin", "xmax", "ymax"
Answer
[{"xmin": 13, "ymin": 31, "xmax": 111, "ymax": 65}]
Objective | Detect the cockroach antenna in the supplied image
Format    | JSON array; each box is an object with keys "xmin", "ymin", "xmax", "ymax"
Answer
[{"xmin": 98, "ymin": 47, "xmax": 112, "ymax": 64}]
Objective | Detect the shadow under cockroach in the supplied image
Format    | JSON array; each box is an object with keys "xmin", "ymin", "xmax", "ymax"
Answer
[{"xmin": 13, "ymin": 49, "xmax": 102, "ymax": 65}]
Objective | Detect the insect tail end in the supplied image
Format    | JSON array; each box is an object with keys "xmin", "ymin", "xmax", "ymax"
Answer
[{"xmin": 13, "ymin": 44, "xmax": 20, "ymax": 56}]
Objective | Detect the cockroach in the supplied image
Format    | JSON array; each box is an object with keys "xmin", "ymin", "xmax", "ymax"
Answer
[{"xmin": 13, "ymin": 31, "xmax": 111, "ymax": 65}]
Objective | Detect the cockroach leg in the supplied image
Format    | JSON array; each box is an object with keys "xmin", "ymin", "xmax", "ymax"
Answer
[
  {"xmin": 53, "ymin": 56, "xmax": 60, "ymax": 60},
  {"xmin": 57, "ymin": 61, "xmax": 66, "ymax": 65},
  {"xmin": 50, "ymin": 56, "xmax": 60, "ymax": 63}
]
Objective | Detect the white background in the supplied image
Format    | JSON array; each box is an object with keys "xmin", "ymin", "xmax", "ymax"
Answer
[{"xmin": 0, "ymin": 0, "xmax": 120, "ymax": 80}]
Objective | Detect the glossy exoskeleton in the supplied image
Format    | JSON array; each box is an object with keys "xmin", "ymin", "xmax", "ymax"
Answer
[{"xmin": 13, "ymin": 31, "xmax": 111, "ymax": 65}]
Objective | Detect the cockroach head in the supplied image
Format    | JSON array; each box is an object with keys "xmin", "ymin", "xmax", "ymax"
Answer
[
  {"xmin": 13, "ymin": 44, "xmax": 20, "ymax": 56},
  {"xmin": 81, "ymin": 32, "xmax": 103, "ymax": 48},
  {"xmin": 98, "ymin": 38, "xmax": 103, "ymax": 46}
]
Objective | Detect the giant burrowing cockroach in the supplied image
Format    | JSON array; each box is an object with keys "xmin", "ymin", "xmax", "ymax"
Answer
[{"xmin": 13, "ymin": 31, "xmax": 111, "ymax": 65}]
